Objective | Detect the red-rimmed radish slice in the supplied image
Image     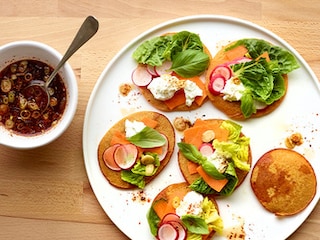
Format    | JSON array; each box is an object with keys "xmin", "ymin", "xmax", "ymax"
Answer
[
  {"xmin": 155, "ymin": 61, "xmax": 173, "ymax": 76},
  {"xmin": 102, "ymin": 144, "xmax": 122, "ymax": 171},
  {"xmin": 161, "ymin": 213, "xmax": 182, "ymax": 224},
  {"xmin": 169, "ymin": 221, "xmax": 187, "ymax": 240},
  {"xmin": 147, "ymin": 64, "xmax": 159, "ymax": 77},
  {"xmin": 114, "ymin": 143, "xmax": 138, "ymax": 169},
  {"xmin": 212, "ymin": 64, "xmax": 232, "ymax": 80},
  {"xmin": 208, "ymin": 74, "xmax": 226, "ymax": 95},
  {"xmin": 158, "ymin": 133, "xmax": 169, "ymax": 161},
  {"xmin": 131, "ymin": 64, "xmax": 153, "ymax": 86},
  {"xmin": 157, "ymin": 223, "xmax": 178, "ymax": 240},
  {"xmin": 199, "ymin": 143, "xmax": 214, "ymax": 157}
]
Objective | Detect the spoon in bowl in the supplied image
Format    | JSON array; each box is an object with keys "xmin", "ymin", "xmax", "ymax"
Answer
[{"xmin": 24, "ymin": 15, "xmax": 99, "ymax": 111}]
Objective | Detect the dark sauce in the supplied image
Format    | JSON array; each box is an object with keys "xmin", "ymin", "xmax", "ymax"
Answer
[{"xmin": 0, "ymin": 59, "xmax": 66, "ymax": 135}]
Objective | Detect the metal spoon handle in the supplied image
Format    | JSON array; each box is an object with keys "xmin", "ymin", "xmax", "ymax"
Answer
[{"xmin": 45, "ymin": 16, "xmax": 99, "ymax": 87}]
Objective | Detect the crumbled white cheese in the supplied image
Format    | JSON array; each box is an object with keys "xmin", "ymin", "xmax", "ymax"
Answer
[
  {"xmin": 125, "ymin": 119, "xmax": 146, "ymax": 138},
  {"xmin": 221, "ymin": 77, "xmax": 245, "ymax": 101},
  {"xmin": 207, "ymin": 151, "xmax": 228, "ymax": 174},
  {"xmin": 147, "ymin": 74, "xmax": 184, "ymax": 101},
  {"xmin": 176, "ymin": 191, "xmax": 204, "ymax": 217},
  {"xmin": 184, "ymin": 80, "xmax": 203, "ymax": 106},
  {"xmin": 147, "ymin": 74, "xmax": 203, "ymax": 106}
]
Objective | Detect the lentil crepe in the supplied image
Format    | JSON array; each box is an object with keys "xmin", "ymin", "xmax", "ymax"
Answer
[
  {"xmin": 250, "ymin": 148, "xmax": 317, "ymax": 216},
  {"xmin": 205, "ymin": 38, "xmax": 299, "ymax": 120},
  {"xmin": 97, "ymin": 111, "xmax": 175, "ymax": 189}
]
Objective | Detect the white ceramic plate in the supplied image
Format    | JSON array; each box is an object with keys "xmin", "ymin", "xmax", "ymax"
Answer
[{"xmin": 83, "ymin": 15, "xmax": 320, "ymax": 240}]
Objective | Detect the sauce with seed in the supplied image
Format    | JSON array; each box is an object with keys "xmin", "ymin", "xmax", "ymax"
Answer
[{"xmin": 0, "ymin": 59, "xmax": 66, "ymax": 135}]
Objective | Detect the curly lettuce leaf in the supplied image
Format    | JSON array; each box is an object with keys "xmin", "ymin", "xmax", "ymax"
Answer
[
  {"xmin": 226, "ymin": 38, "xmax": 299, "ymax": 118},
  {"xmin": 132, "ymin": 31, "xmax": 209, "ymax": 78}
]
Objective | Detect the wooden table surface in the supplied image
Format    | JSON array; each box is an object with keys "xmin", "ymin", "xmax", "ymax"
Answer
[{"xmin": 1, "ymin": 0, "xmax": 320, "ymax": 239}]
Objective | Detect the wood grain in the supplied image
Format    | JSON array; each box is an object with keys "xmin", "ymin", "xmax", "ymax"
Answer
[{"xmin": 0, "ymin": 0, "xmax": 320, "ymax": 239}]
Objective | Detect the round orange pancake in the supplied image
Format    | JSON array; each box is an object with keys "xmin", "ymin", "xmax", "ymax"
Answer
[{"xmin": 250, "ymin": 148, "xmax": 317, "ymax": 216}]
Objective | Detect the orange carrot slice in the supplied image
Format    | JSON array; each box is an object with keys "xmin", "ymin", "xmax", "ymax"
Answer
[
  {"xmin": 163, "ymin": 75, "xmax": 207, "ymax": 110},
  {"xmin": 141, "ymin": 117, "xmax": 158, "ymax": 128},
  {"xmin": 153, "ymin": 198, "xmax": 171, "ymax": 220},
  {"xmin": 225, "ymin": 45, "xmax": 248, "ymax": 61},
  {"xmin": 184, "ymin": 121, "xmax": 229, "ymax": 149},
  {"xmin": 164, "ymin": 89, "xmax": 185, "ymax": 110},
  {"xmin": 110, "ymin": 130, "xmax": 130, "ymax": 146},
  {"xmin": 187, "ymin": 161, "xmax": 199, "ymax": 175},
  {"xmin": 197, "ymin": 165, "xmax": 228, "ymax": 192}
]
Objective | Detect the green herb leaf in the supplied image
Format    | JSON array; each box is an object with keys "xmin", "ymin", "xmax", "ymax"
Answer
[
  {"xmin": 177, "ymin": 142, "xmax": 206, "ymax": 164},
  {"xmin": 133, "ymin": 31, "xmax": 209, "ymax": 77},
  {"xmin": 181, "ymin": 215, "xmax": 209, "ymax": 235},
  {"xmin": 201, "ymin": 161, "xmax": 226, "ymax": 180},
  {"xmin": 171, "ymin": 49, "xmax": 209, "ymax": 78},
  {"xmin": 127, "ymin": 127, "xmax": 165, "ymax": 148}
]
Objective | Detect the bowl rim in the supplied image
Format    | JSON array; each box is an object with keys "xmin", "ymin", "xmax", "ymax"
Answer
[{"xmin": 0, "ymin": 40, "xmax": 78, "ymax": 149}]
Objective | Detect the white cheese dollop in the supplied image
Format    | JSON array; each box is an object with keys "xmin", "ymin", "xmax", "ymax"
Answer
[
  {"xmin": 184, "ymin": 80, "xmax": 203, "ymax": 106},
  {"xmin": 221, "ymin": 77, "xmax": 245, "ymax": 101},
  {"xmin": 207, "ymin": 150, "xmax": 228, "ymax": 174},
  {"xmin": 175, "ymin": 191, "xmax": 204, "ymax": 217},
  {"xmin": 147, "ymin": 74, "xmax": 184, "ymax": 101},
  {"xmin": 147, "ymin": 74, "xmax": 203, "ymax": 106},
  {"xmin": 125, "ymin": 119, "xmax": 146, "ymax": 138}
]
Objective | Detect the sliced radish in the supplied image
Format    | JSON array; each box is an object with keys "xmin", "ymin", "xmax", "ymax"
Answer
[
  {"xmin": 147, "ymin": 64, "xmax": 159, "ymax": 77},
  {"xmin": 158, "ymin": 133, "xmax": 169, "ymax": 161},
  {"xmin": 161, "ymin": 213, "xmax": 182, "ymax": 224},
  {"xmin": 114, "ymin": 143, "xmax": 138, "ymax": 169},
  {"xmin": 208, "ymin": 74, "xmax": 226, "ymax": 95},
  {"xmin": 212, "ymin": 64, "xmax": 232, "ymax": 80},
  {"xmin": 169, "ymin": 221, "xmax": 187, "ymax": 240},
  {"xmin": 199, "ymin": 143, "xmax": 214, "ymax": 157},
  {"xmin": 155, "ymin": 61, "xmax": 173, "ymax": 76},
  {"xmin": 157, "ymin": 223, "xmax": 178, "ymax": 240},
  {"xmin": 102, "ymin": 144, "xmax": 122, "ymax": 171},
  {"xmin": 131, "ymin": 64, "xmax": 153, "ymax": 86}
]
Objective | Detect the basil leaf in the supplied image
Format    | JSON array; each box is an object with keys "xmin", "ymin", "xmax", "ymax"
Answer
[
  {"xmin": 127, "ymin": 127, "xmax": 165, "ymax": 148},
  {"xmin": 171, "ymin": 49, "xmax": 209, "ymax": 78},
  {"xmin": 201, "ymin": 161, "xmax": 226, "ymax": 180},
  {"xmin": 181, "ymin": 215, "xmax": 209, "ymax": 235},
  {"xmin": 178, "ymin": 142, "xmax": 206, "ymax": 164},
  {"xmin": 165, "ymin": 31, "xmax": 204, "ymax": 59}
]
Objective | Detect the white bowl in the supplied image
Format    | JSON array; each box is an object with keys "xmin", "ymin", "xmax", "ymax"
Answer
[{"xmin": 0, "ymin": 40, "xmax": 78, "ymax": 149}]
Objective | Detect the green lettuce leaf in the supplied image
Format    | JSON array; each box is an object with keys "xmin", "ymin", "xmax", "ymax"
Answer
[
  {"xmin": 132, "ymin": 35, "xmax": 172, "ymax": 66},
  {"xmin": 147, "ymin": 204, "xmax": 161, "ymax": 236},
  {"xmin": 121, "ymin": 170, "xmax": 145, "ymax": 189},
  {"xmin": 201, "ymin": 197, "xmax": 224, "ymax": 234},
  {"xmin": 132, "ymin": 31, "xmax": 209, "ymax": 78},
  {"xmin": 226, "ymin": 38, "xmax": 299, "ymax": 118}
]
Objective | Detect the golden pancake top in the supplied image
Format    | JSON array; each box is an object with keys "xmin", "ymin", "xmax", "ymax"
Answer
[{"xmin": 250, "ymin": 148, "xmax": 317, "ymax": 216}]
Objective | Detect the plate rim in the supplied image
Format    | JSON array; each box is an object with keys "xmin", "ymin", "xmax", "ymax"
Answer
[{"xmin": 82, "ymin": 14, "xmax": 320, "ymax": 240}]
